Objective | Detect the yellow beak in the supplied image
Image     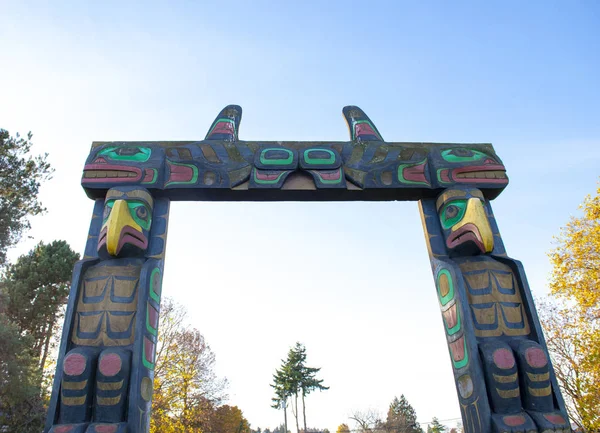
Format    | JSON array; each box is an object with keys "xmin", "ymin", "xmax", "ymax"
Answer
[
  {"xmin": 453, "ymin": 198, "xmax": 494, "ymax": 253},
  {"xmin": 105, "ymin": 200, "xmax": 141, "ymax": 256}
]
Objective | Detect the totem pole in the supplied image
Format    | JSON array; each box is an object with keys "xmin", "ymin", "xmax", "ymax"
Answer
[
  {"xmin": 420, "ymin": 186, "xmax": 571, "ymax": 432},
  {"xmin": 45, "ymin": 105, "xmax": 570, "ymax": 433},
  {"xmin": 44, "ymin": 187, "xmax": 169, "ymax": 432}
]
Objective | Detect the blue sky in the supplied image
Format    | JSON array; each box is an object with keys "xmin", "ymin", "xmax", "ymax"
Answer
[{"xmin": 1, "ymin": 1, "xmax": 599, "ymax": 431}]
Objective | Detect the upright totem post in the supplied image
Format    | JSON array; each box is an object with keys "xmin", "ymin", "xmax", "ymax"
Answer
[
  {"xmin": 44, "ymin": 105, "xmax": 571, "ymax": 432},
  {"xmin": 420, "ymin": 191, "xmax": 570, "ymax": 432},
  {"xmin": 45, "ymin": 189, "xmax": 169, "ymax": 433}
]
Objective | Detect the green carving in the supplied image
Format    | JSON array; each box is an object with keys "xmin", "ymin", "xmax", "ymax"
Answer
[
  {"xmin": 141, "ymin": 168, "xmax": 158, "ymax": 185},
  {"xmin": 441, "ymin": 148, "xmax": 487, "ymax": 163},
  {"xmin": 260, "ymin": 148, "xmax": 294, "ymax": 165},
  {"xmin": 437, "ymin": 269, "xmax": 455, "ymax": 306},
  {"xmin": 314, "ymin": 168, "xmax": 344, "ymax": 184},
  {"xmin": 446, "ymin": 309, "xmax": 461, "ymax": 336},
  {"xmin": 253, "ymin": 169, "xmax": 286, "ymax": 185},
  {"xmin": 440, "ymin": 200, "xmax": 467, "ymax": 229},
  {"xmin": 304, "ymin": 149, "xmax": 335, "ymax": 165},
  {"xmin": 149, "ymin": 268, "xmax": 161, "ymax": 304},
  {"xmin": 166, "ymin": 161, "xmax": 198, "ymax": 186},
  {"xmin": 99, "ymin": 146, "xmax": 151, "ymax": 162},
  {"xmin": 397, "ymin": 159, "xmax": 428, "ymax": 185}
]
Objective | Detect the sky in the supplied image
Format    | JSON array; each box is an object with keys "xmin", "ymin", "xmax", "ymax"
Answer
[{"xmin": 1, "ymin": 0, "xmax": 599, "ymax": 431}]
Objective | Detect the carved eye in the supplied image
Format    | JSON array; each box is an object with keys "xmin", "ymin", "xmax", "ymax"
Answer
[
  {"xmin": 445, "ymin": 205, "xmax": 459, "ymax": 220},
  {"xmin": 98, "ymin": 146, "xmax": 151, "ymax": 162},
  {"xmin": 440, "ymin": 199, "xmax": 467, "ymax": 229},
  {"xmin": 136, "ymin": 206, "xmax": 148, "ymax": 221},
  {"xmin": 441, "ymin": 149, "xmax": 488, "ymax": 163},
  {"xmin": 117, "ymin": 147, "xmax": 143, "ymax": 156},
  {"xmin": 451, "ymin": 149, "xmax": 474, "ymax": 157}
]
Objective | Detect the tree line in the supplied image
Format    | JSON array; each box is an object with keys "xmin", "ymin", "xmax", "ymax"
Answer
[{"xmin": 0, "ymin": 129, "xmax": 78, "ymax": 432}]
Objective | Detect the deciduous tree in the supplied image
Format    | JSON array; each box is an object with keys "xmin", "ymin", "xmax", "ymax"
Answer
[
  {"xmin": 543, "ymin": 183, "xmax": 600, "ymax": 431},
  {"xmin": 0, "ymin": 129, "xmax": 52, "ymax": 267},
  {"xmin": 213, "ymin": 405, "xmax": 251, "ymax": 433},
  {"xmin": 150, "ymin": 298, "xmax": 228, "ymax": 433},
  {"xmin": 336, "ymin": 423, "xmax": 350, "ymax": 433}
]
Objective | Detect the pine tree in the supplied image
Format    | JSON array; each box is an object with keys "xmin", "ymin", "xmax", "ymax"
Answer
[
  {"xmin": 271, "ymin": 343, "xmax": 328, "ymax": 433},
  {"xmin": 428, "ymin": 418, "xmax": 446, "ymax": 433},
  {"xmin": 386, "ymin": 395, "xmax": 423, "ymax": 433}
]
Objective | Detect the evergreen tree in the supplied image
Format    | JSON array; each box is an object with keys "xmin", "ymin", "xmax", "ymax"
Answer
[
  {"xmin": 271, "ymin": 342, "xmax": 328, "ymax": 433},
  {"xmin": 386, "ymin": 395, "xmax": 423, "ymax": 433},
  {"xmin": 1, "ymin": 240, "xmax": 79, "ymax": 370},
  {"xmin": 0, "ymin": 129, "xmax": 52, "ymax": 267},
  {"xmin": 291, "ymin": 342, "xmax": 329, "ymax": 432},
  {"xmin": 428, "ymin": 418, "xmax": 446, "ymax": 433}
]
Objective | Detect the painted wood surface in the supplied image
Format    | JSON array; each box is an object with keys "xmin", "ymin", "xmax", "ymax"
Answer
[{"xmin": 45, "ymin": 106, "xmax": 571, "ymax": 433}]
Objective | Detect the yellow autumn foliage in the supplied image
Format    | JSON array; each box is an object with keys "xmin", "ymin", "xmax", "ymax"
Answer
[{"xmin": 545, "ymin": 182, "xmax": 600, "ymax": 431}]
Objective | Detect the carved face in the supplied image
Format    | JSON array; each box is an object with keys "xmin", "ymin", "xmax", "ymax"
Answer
[
  {"xmin": 82, "ymin": 145, "xmax": 160, "ymax": 186},
  {"xmin": 437, "ymin": 188, "xmax": 494, "ymax": 256},
  {"xmin": 432, "ymin": 147, "xmax": 508, "ymax": 186},
  {"xmin": 98, "ymin": 187, "xmax": 154, "ymax": 257}
]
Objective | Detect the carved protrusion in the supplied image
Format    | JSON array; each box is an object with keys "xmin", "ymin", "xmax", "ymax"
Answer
[
  {"xmin": 205, "ymin": 104, "xmax": 242, "ymax": 141},
  {"xmin": 342, "ymin": 105, "xmax": 384, "ymax": 142}
]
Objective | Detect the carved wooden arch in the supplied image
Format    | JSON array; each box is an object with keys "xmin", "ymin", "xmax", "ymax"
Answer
[{"xmin": 45, "ymin": 106, "xmax": 571, "ymax": 433}]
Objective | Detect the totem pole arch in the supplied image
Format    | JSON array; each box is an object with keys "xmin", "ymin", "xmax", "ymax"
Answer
[{"xmin": 45, "ymin": 106, "xmax": 571, "ymax": 433}]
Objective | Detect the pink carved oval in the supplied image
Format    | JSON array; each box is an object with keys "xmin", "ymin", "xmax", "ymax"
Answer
[
  {"xmin": 94, "ymin": 425, "xmax": 118, "ymax": 433},
  {"xmin": 503, "ymin": 415, "xmax": 526, "ymax": 426},
  {"xmin": 543, "ymin": 413, "xmax": 566, "ymax": 425},
  {"xmin": 493, "ymin": 348, "xmax": 515, "ymax": 369},
  {"xmin": 98, "ymin": 353, "xmax": 122, "ymax": 377},
  {"xmin": 525, "ymin": 347, "xmax": 548, "ymax": 368},
  {"xmin": 63, "ymin": 353, "xmax": 86, "ymax": 376}
]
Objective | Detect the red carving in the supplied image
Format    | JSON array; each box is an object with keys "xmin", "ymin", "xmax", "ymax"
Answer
[
  {"xmin": 144, "ymin": 337, "xmax": 155, "ymax": 365},
  {"xmin": 503, "ymin": 415, "xmax": 526, "ymax": 426},
  {"xmin": 98, "ymin": 353, "xmax": 122, "ymax": 377},
  {"xmin": 439, "ymin": 169, "xmax": 451, "ymax": 183},
  {"xmin": 403, "ymin": 162, "xmax": 428, "ymax": 184},
  {"xmin": 443, "ymin": 304, "xmax": 458, "ymax": 329},
  {"xmin": 493, "ymin": 348, "xmax": 515, "ymax": 369},
  {"xmin": 317, "ymin": 170, "xmax": 341, "ymax": 181},
  {"xmin": 54, "ymin": 425, "xmax": 75, "ymax": 433},
  {"xmin": 143, "ymin": 169, "xmax": 155, "ymax": 183},
  {"xmin": 95, "ymin": 425, "xmax": 118, "ymax": 433},
  {"xmin": 148, "ymin": 304, "xmax": 159, "ymax": 329},
  {"xmin": 167, "ymin": 162, "xmax": 194, "ymax": 183},
  {"xmin": 255, "ymin": 170, "xmax": 283, "ymax": 181},
  {"xmin": 449, "ymin": 336, "xmax": 465, "ymax": 361},
  {"xmin": 525, "ymin": 347, "xmax": 548, "ymax": 368},
  {"xmin": 355, "ymin": 123, "xmax": 378, "ymax": 138},
  {"xmin": 446, "ymin": 223, "xmax": 486, "ymax": 254},
  {"xmin": 543, "ymin": 413, "xmax": 566, "ymax": 425},
  {"xmin": 63, "ymin": 353, "xmax": 86, "ymax": 376},
  {"xmin": 209, "ymin": 121, "xmax": 234, "ymax": 137}
]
